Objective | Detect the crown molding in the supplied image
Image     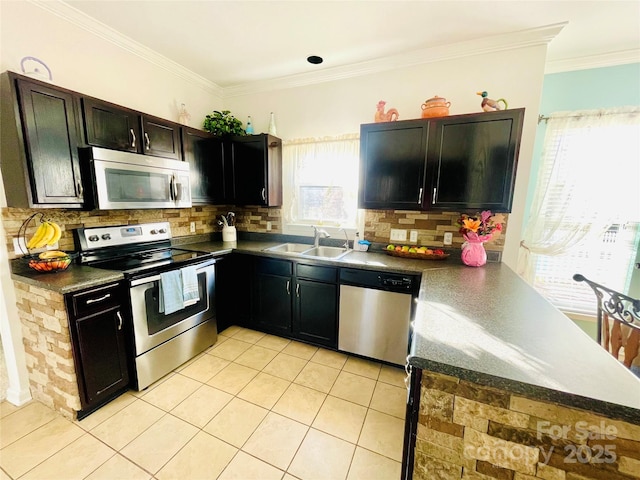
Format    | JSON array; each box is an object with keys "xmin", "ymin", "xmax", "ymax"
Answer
[
  {"xmin": 223, "ymin": 23, "xmax": 567, "ymax": 98},
  {"xmin": 544, "ymin": 49, "xmax": 640, "ymax": 74},
  {"xmin": 29, "ymin": 0, "xmax": 224, "ymax": 97}
]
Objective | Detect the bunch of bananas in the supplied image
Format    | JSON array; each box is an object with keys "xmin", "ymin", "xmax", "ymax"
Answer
[{"xmin": 26, "ymin": 221, "xmax": 62, "ymax": 250}]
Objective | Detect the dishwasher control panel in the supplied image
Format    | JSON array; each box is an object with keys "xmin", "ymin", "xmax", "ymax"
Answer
[{"xmin": 340, "ymin": 268, "xmax": 418, "ymax": 293}]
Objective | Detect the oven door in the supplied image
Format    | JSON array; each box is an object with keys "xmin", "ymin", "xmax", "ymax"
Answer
[{"xmin": 129, "ymin": 260, "xmax": 215, "ymax": 355}]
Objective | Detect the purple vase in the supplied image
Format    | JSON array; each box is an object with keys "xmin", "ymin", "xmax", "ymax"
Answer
[{"xmin": 461, "ymin": 234, "xmax": 489, "ymax": 267}]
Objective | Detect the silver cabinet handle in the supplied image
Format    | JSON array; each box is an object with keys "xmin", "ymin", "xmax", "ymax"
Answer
[
  {"xmin": 296, "ymin": 283, "xmax": 300, "ymax": 297},
  {"xmin": 116, "ymin": 310, "xmax": 123, "ymax": 330},
  {"xmin": 144, "ymin": 132, "xmax": 150, "ymax": 150},
  {"xmin": 261, "ymin": 188, "xmax": 266, "ymax": 202},
  {"xmin": 417, "ymin": 187, "xmax": 423, "ymax": 204},
  {"xmin": 432, "ymin": 187, "xmax": 437, "ymax": 204},
  {"xmin": 86, "ymin": 293, "xmax": 111, "ymax": 304},
  {"xmin": 130, "ymin": 129, "xmax": 136, "ymax": 148},
  {"xmin": 286, "ymin": 280, "xmax": 290, "ymax": 295}
]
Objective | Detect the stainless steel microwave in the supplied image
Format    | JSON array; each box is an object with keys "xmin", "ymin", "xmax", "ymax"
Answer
[{"xmin": 79, "ymin": 147, "xmax": 191, "ymax": 209}]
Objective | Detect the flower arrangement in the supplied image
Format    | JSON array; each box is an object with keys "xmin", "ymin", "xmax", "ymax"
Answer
[
  {"xmin": 203, "ymin": 110, "xmax": 246, "ymax": 136},
  {"xmin": 457, "ymin": 210, "xmax": 505, "ymax": 242}
]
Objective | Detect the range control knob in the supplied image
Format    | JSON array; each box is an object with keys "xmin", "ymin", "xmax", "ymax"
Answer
[
  {"xmin": 159, "ymin": 228, "xmax": 167, "ymax": 234},
  {"xmin": 150, "ymin": 229, "xmax": 158, "ymax": 235},
  {"xmin": 101, "ymin": 234, "xmax": 111, "ymax": 240},
  {"xmin": 88, "ymin": 235, "xmax": 99, "ymax": 242}
]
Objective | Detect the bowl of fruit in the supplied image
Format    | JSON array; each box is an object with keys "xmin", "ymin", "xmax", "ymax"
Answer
[
  {"xmin": 18, "ymin": 213, "xmax": 76, "ymax": 272},
  {"xmin": 385, "ymin": 244, "xmax": 449, "ymax": 260},
  {"xmin": 24, "ymin": 250, "xmax": 78, "ymax": 273}
]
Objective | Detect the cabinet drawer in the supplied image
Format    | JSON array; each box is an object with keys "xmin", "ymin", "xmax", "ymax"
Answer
[
  {"xmin": 255, "ymin": 258, "xmax": 292, "ymax": 276},
  {"xmin": 71, "ymin": 283, "xmax": 123, "ymax": 318},
  {"xmin": 296, "ymin": 264, "xmax": 337, "ymax": 283}
]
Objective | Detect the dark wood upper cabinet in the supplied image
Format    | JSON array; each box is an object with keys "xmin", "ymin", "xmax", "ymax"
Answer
[
  {"xmin": 141, "ymin": 115, "xmax": 181, "ymax": 160},
  {"xmin": 82, "ymin": 98, "xmax": 139, "ymax": 153},
  {"xmin": 228, "ymin": 134, "xmax": 282, "ymax": 206},
  {"xmin": 0, "ymin": 72, "xmax": 84, "ymax": 208},
  {"xmin": 182, "ymin": 127, "xmax": 225, "ymax": 204},
  {"xmin": 359, "ymin": 108, "xmax": 525, "ymax": 212}
]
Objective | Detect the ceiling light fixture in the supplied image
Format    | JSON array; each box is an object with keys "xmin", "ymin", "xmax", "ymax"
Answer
[{"xmin": 307, "ymin": 55, "xmax": 323, "ymax": 65}]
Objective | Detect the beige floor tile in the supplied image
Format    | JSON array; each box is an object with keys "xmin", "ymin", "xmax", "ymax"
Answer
[
  {"xmin": 140, "ymin": 374, "xmax": 202, "ymax": 411},
  {"xmin": 358, "ymin": 409, "xmax": 405, "ymax": 462},
  {"xmin": 206, "ymin": 362, "xmax": 260, "ymax": 395},
  {"xmin": 346, "ymin": 446, "xmax": 402, "ymax": 480},
  {"xmin": 218, "ymin": 325, "xmax": 244, "ymax": 337},
  {"xmin": 20, "ymin": 433, "xmax": 114, "ymax": 480},
  {"xmin": 237, "ymin": 372, "xmax": 290, "ymax": 409},
  {"xmin": 203, "ymin": 397, "xmax": 268, "ymax": 448},
  {"xmin": 378, "ymin": 364, "xmax": 406, "ymax": 388},
  {"xmin": 0, "ymin": 468, "xmax": 11, "ymax": 480},
  {"xmin": 178, "ymin": 353, "xmax": 230, "ymax": 383},
  {"xmin": 0, "ymin": 416, "xmax": 84, "ymax": 478},
  {"xmin": 218, "ymin": 451, "xmax": 284, "ymax": 480},
  {"xmin": 129, "ymin": 372, "xmax": 175, "ymax": 398},
  {"xmin": 175, "ymin": 351, "xmax": 206, "ymax": 372},
  {"xmin": 294, "ymin": 362, "xmax": 340, "ymax": 393},
  {"xmin": 256, "ymin": 333, "xmax": 291, "ymax": 351},
  {"xmin": 76, "ymin": 392, "xmax": 137, "ymax": 431},
  {"xmin": 288, "ymin": 428, "xmax": 355, "ymax": 480},
  {"xmin": 330, "ymin": 371, "xmax": 376, "ymax": 407},
  {"xmin": 282, "ymin": 341, "xmax": 318, "ymax": 360},
  {"xmin": 0, "ymin": 401, "xmax": 58, "ymax": 448},
  {"xmin": 282, "ymin": 475, "xmax": 298, "ymax": 480},
  {"xmin": 209, "ymin": 338, "xmax": 253, "ymax": 361},
  {"xmin": 91, "ymin": 399, "xmax": 164, "ymax": 451},
  {"xmin": 120, "ymin": 414, "xmax": 198, "ymax": 474},
  {"xmin": 85, "ymin": 454, "xmax": 151, "ymax": 480},
  {"xmin": 272, "ymin": 383, "xmax": 326, "ymax": 425},
  {"xmin": 231, "ymin": 328, "xmax": 266, "ymax": 344},
  {"xmin": 310, "ymin": 348, "xmax": 348, "ymax": 369},
  {"xmin": 263, "ymin": 352, "xmax": 308, "ymax": 381},
  {"xmin": 171, "ymin": 385, "xmax": 233, "ymax": 428},
  {"xmin": 312, "ymin": 395, "xmax": 367, "ymax": 443},
  {"xmin": 234, "ymin": 344, "xmax": 279, "ymax": 370},
  {"xmin": 369, "ymin": 382, "xmax": 406, "ymax": 419},
  {"xmin": 156, "ymin": 431, "xmax": 237, "ymax": 480},
  {"xmin": 243, "ymin": 412, "xmax": 308, "ymax": 470},
  {"xmin": 0, "ymin": 400, "xmax": 21, "ymax": 419},
  {"xmin": 343, "ymin": 357, "xmax": 381, "ymax": 380}
]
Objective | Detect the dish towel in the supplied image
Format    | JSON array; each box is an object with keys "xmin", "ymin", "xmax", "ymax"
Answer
[
  {"xmin": 181, "ymin": 265, "xmax": 200, "ymax": 307},
  {"xmin": 159, "ymin": 270, "xmax": 183, "ymax": 315}
]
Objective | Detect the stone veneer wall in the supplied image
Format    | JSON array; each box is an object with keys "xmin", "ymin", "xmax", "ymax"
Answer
[
  {"xmin": 12, "ymin": 281, "xmax": 81, "ymax": 419},
  {"xmin": 414, "ymin": 369, "xmax": 640, "ymax": 480}
]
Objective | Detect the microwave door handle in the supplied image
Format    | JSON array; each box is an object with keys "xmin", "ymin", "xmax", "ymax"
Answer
[{"xmin": 169, "ymin": 174, "xmax": 176, "ymax": 201}]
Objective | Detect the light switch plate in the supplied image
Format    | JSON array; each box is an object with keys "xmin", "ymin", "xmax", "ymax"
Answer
[
  {"xmin": 390, "ymin": 229, "xmax": 407, "ymax": 242},
  {"xmin": 266, "ymin": 221, "xmax": 272, "ymax": 231},
  {"xmin": 409, "ymin": 230, "xmax": 418, "ymax": 243},
  {"xmin": 190, "ymin": 222, "xmax": 196, "ymax": 233},
  {"xmin": 444, "ymin": 232, "xmax": 453, "ymax": 245}
]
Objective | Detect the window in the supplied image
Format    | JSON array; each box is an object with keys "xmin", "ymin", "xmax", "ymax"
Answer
[
  {"xmin": 519, "ymin": 107, "xmax": 640, "ymax": 316},
  {"xmin": 282, "ymin": 135, "xmax": 360, "ymax": 234}
]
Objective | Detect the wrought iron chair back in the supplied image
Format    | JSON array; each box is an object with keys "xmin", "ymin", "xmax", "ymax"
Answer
[{"xmin": 573, "ymin": 274, "xmax": 640, "ymax": 371}]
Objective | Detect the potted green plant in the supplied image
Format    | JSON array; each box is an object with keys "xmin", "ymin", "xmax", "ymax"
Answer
[{"xmin": 203, "ymin": 110, "xmax": 246, "ymax": 136}]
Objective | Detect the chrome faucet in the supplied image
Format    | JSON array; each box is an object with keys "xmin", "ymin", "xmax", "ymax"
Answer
[
  {"xmin": 312, "ymin": 226, "xmax": 330, "ymax": 248},
  {"xmin": 340, "ymin": 228, "xmax": 350, "ymax": 250}
]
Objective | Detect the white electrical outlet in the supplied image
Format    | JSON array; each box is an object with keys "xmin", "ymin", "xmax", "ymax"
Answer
[
  {"xmin": 390, "ymin": 229, "xmax": 407, "ymax": 242},
  {"xmin": 409, "ymin": 230, "xmax": 418, "ymax": 243},
  {"xmin": 444, "ymin": 232, "xmax": 453, "ymax": 245},
  {"xmin": 266, "ymin": 221, "xmax": 272, "ymax": 231},
  {"xmin": 190, "ymin": 222, "xmax": 196, "ymax": 233},
  {"xmin": 13, "ymin": 237, "xmax": 27, "ymax": 255}
]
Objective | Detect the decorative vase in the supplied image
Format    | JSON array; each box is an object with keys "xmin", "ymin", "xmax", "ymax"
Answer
[{"xmin": 461, "ymin": 234, "xmax": 489, "ymax": 267}]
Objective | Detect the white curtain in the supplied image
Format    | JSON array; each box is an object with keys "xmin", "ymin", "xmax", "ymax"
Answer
[
  {"xmin": 518, "ymin": 107, "xmax": 640, "ymax": 283},
  {"xmin": 282, "ymin": 134, "xmax": 360, "ymax": 227}
]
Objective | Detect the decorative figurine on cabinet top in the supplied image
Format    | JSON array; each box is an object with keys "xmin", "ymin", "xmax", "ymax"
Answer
[
  {"xmin": 477, "ymin": 91, "xmax": 508, "ymax": 112},
  {"xmin": 374, "ymin": 100, "xmax": 399, "ymax": 122}
]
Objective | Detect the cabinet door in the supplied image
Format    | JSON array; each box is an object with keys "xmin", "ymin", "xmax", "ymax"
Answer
[
  {"xmin": 74, "ymin": 307, "xmax": 129, "ymax": 406},
  {"xmin": 428, "ymin": 109, "xmax": 524, "ymax": 212},
  {"xmin": 182, "ymin": 127, "xmax": 225, "ymax": 204},
  {"xmin": 294, "ymin": 279, "xmax": 338, "ymax": 348},
  {"xmin": 142, "ymin": 116, "xmax": 182, "ymax": 160},
  {"xmin": 82, "ymin": 98, "xmax": 139, "ymax": 152},
  {"xmin": 359, "ymin": 121, "xmax": 428, "ymax": 210},
  {"xmin": 17, "ymin": 80, "xmax": 84, "ymax": 205},
  {"xmin": 254, "ymin": 258, "xmax": 293, "ymax": 335},
  {"xmin": 216, "ymin": 254, "xmax": 254, "ymax": 331}
]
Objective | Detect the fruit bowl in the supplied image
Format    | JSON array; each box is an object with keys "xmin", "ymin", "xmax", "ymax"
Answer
[
  {"xmin": 23, "ymin": 252, "xmax": 78, "ymax": 273},
  {"xmin": 385, "ymin": 250, "xmax": 449, "ymax": 260}
]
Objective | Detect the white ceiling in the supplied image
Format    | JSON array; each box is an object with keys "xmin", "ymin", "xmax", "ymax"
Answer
[{"xmin": 63, "ymin": 0, "xmax": 640, "ymax": 90}]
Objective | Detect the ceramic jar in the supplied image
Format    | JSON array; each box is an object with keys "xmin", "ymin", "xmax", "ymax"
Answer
[{"xmin": 421, "ymin": 96, "xmax": 451, "ymax": 118}]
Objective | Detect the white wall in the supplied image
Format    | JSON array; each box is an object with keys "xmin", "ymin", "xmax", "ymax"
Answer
[
  {"xmin": 0, "ymin": 0, "xmax": 224, "ymax": 406},
  {"xmin": 225, "ymin": 45, "xmax": 548, "ymax": 268}
]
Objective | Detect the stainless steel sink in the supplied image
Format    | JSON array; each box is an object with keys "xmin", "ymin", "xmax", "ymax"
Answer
[
  {"xmin": 300, "ymin": 246, "xmax": 351, "ymax": 259},
  {"xmin": 263, "ymin": 243, "xmax": 312, "ymax": 254}
]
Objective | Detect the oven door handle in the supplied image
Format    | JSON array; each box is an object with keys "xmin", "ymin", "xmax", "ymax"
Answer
[{"xmin": 129, "ymin": 261, "xmax": 215, "ymax": 287}]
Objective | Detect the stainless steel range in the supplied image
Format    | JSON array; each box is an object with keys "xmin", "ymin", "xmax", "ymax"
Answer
[{"xmin": 75, "ymin": 222, "xmax": 217, "ymax": 390}]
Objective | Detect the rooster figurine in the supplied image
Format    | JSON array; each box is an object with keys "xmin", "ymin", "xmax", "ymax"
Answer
[
  {"xmin": 374, "ymin": 100, "xmax": 399, "ymax": 122},
  {"xmin": 477, "ymin": 91, "xmax": 508, "ymax": 112}
]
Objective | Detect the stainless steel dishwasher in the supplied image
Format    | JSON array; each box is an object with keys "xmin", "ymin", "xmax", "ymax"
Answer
[{"xmin": 338, "ymin": 268, "xmax": 419, "ymax": 365}]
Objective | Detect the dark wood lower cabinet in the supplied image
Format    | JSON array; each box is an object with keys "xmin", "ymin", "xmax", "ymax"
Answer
[
  {"xmin": 67, "ymin": 282, "xmax": 130, "ymax": 418},
  {"xmin": 294, "ymin": 279, "xmax": 338, "ymax": 348}
]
